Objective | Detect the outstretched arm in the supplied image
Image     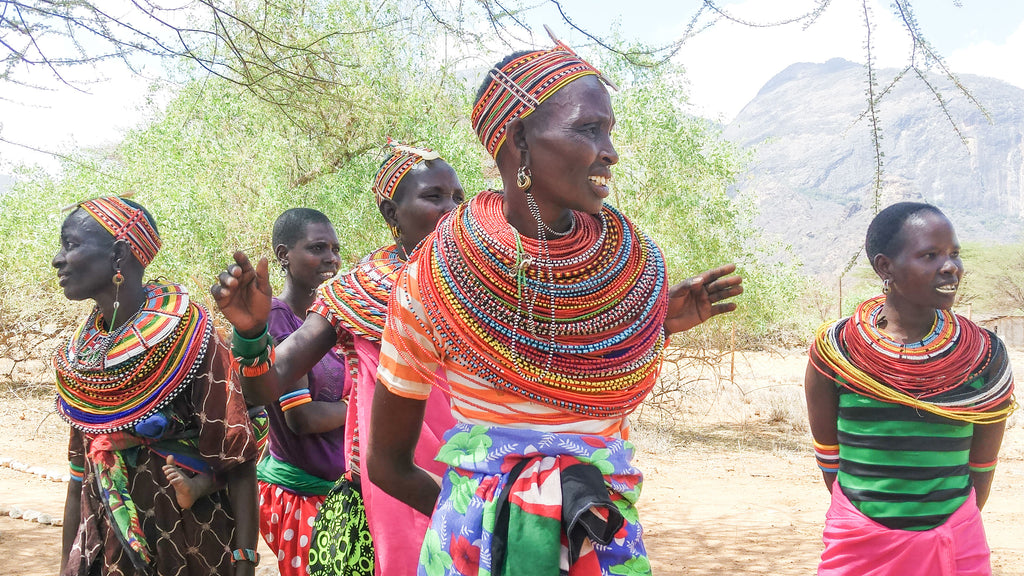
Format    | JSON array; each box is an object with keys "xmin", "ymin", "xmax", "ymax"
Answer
[
  {"xmin": 367, "ymin": 381, "xmax": 438, "ymax": 516},
  {"xmin": 664, "ymin": 263, "xmax": 743, "ymax": 336},
  {"xmin": 212, "ymin": 251, "xmax": 337, "ymax": 405}
]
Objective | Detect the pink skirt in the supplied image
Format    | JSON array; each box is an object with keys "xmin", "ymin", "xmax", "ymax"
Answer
[{"xmin": 820, "ymin": 483, "xmax": 990, "ymax": 576}]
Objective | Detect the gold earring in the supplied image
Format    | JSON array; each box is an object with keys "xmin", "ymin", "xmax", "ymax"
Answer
[{"xmin": 516, "ymin": 165, "xmax": 532, "ymax": 190}]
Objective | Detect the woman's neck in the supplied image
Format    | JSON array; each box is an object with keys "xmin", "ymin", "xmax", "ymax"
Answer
[
  {"xmin": 97, "ymin": 283, "xmax": 147, "ymax": 332},
  {"xmin": 279, "ymin": 282, "xmax": 315, "ymax": 320},
  {"xmin": 877, "ymin": 299, "xmax": 939, "ymax": 343},
  {"xmin": 501, "ymin": 187, "xmax": 573, "ymax": 240}
]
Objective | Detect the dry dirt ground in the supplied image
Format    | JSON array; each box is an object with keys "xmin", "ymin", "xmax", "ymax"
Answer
[{"xmin": 1, "ymin": 349, "xmax": 1022, "ymax": 575}]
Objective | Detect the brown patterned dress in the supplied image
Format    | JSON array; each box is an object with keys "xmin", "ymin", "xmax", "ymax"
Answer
[{"xmin": 61, "ymin": 333, "xmax": 258, "ymax": 576}]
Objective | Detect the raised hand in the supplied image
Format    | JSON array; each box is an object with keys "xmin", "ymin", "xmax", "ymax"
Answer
[
  {"xmin": 664, "ymin": 263, "xmax": 743, "ymax": 336},
  {"xmin": 211, "ymin": 251, "xmax": 272, "ymax": 337}
]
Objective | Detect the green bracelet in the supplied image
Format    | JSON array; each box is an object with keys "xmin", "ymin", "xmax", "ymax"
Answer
[{"xmin": 232, "ymin": 325, "xmax": 272, "ymax": 359}]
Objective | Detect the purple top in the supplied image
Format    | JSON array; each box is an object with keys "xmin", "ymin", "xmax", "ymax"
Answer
[{"xmin": 265, "ymin": 297, "xmax": 350, "ymax": 482}]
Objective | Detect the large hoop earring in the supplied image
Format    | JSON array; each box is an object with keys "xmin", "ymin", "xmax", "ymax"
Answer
[
  {"xmin": 882, "ymin": 278, "xmax": 891, "ymax": 295},
  {"xmin": 279, "ymin": 262, "xmax": 289, "ymax": 278}
]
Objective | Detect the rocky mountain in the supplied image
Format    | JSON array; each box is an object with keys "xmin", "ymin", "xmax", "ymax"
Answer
[{"xmin": 723, "ymin": 58, "xmax": 1024, "ymax": 277}]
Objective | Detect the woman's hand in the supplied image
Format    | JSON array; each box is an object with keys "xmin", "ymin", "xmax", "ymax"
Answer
[
  {"xmin": 211, "ymin": 251, "xmax": 272, "ymax": 337},
  {"xmin": 664, "ymin": 263, "xmax": 743, "ymax": 336}
]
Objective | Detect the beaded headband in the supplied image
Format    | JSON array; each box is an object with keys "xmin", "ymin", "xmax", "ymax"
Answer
[
  {"xmin": 74, "ymin": 196, "xmax": 162, "ymax": 267},
  {"xmin": 471, "ymin": 27, "xmax": 616, "ymax": 158},
  {"xmin": 372, "ymin": 139, "xmax": 442, "ymax": 207}
]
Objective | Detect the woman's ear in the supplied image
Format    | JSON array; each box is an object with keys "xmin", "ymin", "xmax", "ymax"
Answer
[
  {"xmin": 274, "ymin": 244, "xmax": 290, "ymax": 267},
  {"xmin": 872, "ymin": 253, "xmax": 893, "ymax": 281},
  {"xmin": 378, "ymin": 199, "xmax": 399, "ymax": 230},
  {"xmin": 507, "ymin": 116, "xmax": 528, "ymax": 153},
  {"xmin": 110, "ymin": 240, "xmax": 131, "ymax": 271}
]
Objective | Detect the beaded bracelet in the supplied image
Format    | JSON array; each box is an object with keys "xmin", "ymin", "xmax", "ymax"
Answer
[
  {"xmin": 69, "ymin": 462, "xmax": 84, "ymax": 482},
  {"xmin": 279, "ymin": 388, "xmax": 312, "ymax": 412},
  {"xmin": 231, "ymin": 326, "xmax": 276, "ymax": 377},
  {"xmin": 969, "ymin": 458, "xmax": 998, "ymax": 473},
  {"xmin": 230, "ymin": 548, "xmax": 260, "ymax": 565},
  {"xmin": 813, "ymin": 440, "xmax": 840, "ymax": 473}
]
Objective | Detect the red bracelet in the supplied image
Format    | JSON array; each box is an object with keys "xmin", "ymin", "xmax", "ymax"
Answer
[{"xmin": 231, "ymin": 548, "xmax": 260, "ymax": 565}]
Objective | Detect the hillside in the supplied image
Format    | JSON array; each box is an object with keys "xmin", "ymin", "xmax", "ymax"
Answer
[{"xmin": 724, "ymin": 58, "xmax": 1024, "ymax": 278}]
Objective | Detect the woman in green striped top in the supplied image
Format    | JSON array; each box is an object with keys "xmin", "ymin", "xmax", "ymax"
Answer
[{"xmin": 806, "ymin": 202, "xmax": 1015, "ymax": 575}]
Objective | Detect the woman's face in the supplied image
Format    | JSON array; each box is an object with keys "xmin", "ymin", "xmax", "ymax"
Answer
[
  {"xmin": 884, "ymin": 211, "xmax": 963, "ymax": 311},
  {"xmin": 52, "ymin": 209, "xmax": 118, "ymax": 302},
  {"xmin": 391, "ymin": 160, "xmax": 464, "ymax": 248},
  {"xmin": 281, "ymin": 221, "xmax": 341, "ymax": 292},
  {"xmin": 521, "ymin": 75, "xmax": 618, "ymax": 215}
]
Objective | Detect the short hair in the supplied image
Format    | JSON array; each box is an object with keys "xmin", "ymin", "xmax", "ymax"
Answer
[
  {"xmin": 272, "ymin": 208, "xmax": 332, "ymax": 249},
  {"xmin": 865, "ymin": 202, "xmax": 946, "ymax": 261}
]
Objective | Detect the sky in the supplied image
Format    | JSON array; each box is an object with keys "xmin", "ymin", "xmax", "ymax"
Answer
[{"xmin": 2, "ymin": 0, "xmax": 1023, "ymax": 171}]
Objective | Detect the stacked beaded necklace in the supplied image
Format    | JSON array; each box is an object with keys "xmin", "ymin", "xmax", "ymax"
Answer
[
  {"xmin": 811, "ymin": 295, "xmax": 1015, "ymax": 424},
  {"xmin": 54, "ymin": 283, "xmax": 211, "ymax": 434},
  {"xmin": 404, "ymin": 190, "xmax": 668, "ymax": 418}
]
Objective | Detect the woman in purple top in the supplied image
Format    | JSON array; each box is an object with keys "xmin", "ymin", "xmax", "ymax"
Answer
[{"xmin": 257, "ymin": 207, "xmax": 349, "ymax": 576}]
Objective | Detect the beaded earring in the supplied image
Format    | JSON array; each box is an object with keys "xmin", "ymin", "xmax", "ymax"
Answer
[{"xmin": 110, "ymin": 268, "xmax": 124, "ymax": 330}]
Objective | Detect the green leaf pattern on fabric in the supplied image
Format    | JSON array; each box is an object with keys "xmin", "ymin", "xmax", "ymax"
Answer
[
  {"xmin": 446, "ymin": 470, "xmax": 480, "ymax": 515},
  {"xmin": 609, "ymin": 555, "xmax": 653, "ymax": 576},
  {"xmin": 436, "ymin": 425, "xmax": 493, "ymax": 467},
  {"xmin": 419, "ymin": 529, "xmax": 453, "ymax": 576}
]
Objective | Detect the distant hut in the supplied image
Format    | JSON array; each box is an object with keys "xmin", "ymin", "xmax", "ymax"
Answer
[{"xmin": 974, "ymin": 314, "xmax": 1024, "ymax": 349}]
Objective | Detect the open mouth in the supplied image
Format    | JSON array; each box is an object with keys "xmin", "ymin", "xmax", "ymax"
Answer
[
  {"xmin": 936, "ymin": 284, "xmax": 958, "ymax": 294},
  {"xmin": 589, "ymin": 175, "xmax": 611, "ymax": 198}
]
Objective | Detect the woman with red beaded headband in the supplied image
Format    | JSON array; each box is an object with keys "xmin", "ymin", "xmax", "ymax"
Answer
[
  {"xmin": 212, "ymin": 140, "xmax": 464, "ymax": 576},
  {"xmin": 53, "ymin": 196, "xmax": 260, "ymax": 576},
  {"xmin": 368, "ymin": 29, "xmax": 743, "ymax": 576},
  {"xmin": 806, "ymin": 202, "xmax": 1015, "ymax": 574}
]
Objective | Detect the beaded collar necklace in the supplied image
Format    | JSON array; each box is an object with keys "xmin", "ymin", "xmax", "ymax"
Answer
[
  {"xmin": 312, "ymin": 244, "xmax": 405, "ymax": 343},
  {"xmin": 810, "ymin": 295, "xmax": 1016, "ymax": 424},
  {"xmin": 54, "ymin": 283, "xmax": 210, "ymax": 434},
  {"xmin": 409, "ymin": 190, "xmax": 669, "ymax": 418}
]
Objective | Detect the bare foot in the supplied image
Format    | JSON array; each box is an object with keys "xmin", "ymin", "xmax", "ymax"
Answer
[{"xmin": 163, "ymin": 455, "xmax": 215, "ymax": 509}]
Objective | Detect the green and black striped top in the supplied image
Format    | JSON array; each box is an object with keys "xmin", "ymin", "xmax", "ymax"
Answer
[{"xmin": 836, "ymin": 384, "xmax": 974, "ymax": 531}]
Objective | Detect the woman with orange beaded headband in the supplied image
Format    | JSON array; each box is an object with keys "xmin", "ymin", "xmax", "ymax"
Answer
[
  {"xmin": 212, "ymin": 140, "xmax": 464, "ymax": 576},
  {"xmin": 53, "ymin": 196, "xmax": 260, "ymax": 576},
  {"xmin": 368, "ymin": 29, "xmax": 743, "ymax": 576}
]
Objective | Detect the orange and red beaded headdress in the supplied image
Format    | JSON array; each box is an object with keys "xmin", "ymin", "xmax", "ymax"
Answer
[
  {"xmin": 471, "ymin": 28, "xmax": 615, "ymax": 158},
  {"xmin": 372, "ymin": 139, "xmax": 442, "ymax": 207},
  {"xmin": 76, "ymin": 196, "xmax": 161, "ymax": 267}
]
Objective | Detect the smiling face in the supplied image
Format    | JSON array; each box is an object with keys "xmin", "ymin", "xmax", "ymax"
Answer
[
  {"xmin": 384, "ymin": 159, "xmax": 464, "ymax": 250},
  {"xmin": 879, "ymin": 210, "xmax": 963, "ymax": 312},
  {"xmin": 52, "ymin": 209, "xmax": 118, "ymax": 302},
  {"xmin": 520, "ymin": 75, "xmax": 618, "ymax": 215},
  {"xmin": 279, "ymin": 221, "xmax": 341, "ymax": 293}
]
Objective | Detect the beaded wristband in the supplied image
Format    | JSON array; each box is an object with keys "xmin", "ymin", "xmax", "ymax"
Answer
[
  {"xmin": 69, "ymin": 462, "xmax": 85, "ymax": 482},
  {"xmin": 230, "ymin": 548, "xmax": 260, "ymax": 565},
  {"xmin": 813, "ymin": 440, "xmax": 840, "ymax": 473},
  {"xmin": 279, "ymin": 388, "xmax": 313, "ymax": 412},
  {"xmin": 232, "ymin": 326, "xmax": 273, "ymax": 359},
  {"xmin": 969, "ymin": 458, "xmax": 998, "ymax": 473}
]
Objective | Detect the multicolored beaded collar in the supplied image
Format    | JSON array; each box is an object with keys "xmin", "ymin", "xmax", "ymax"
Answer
[
  {"xmin": 311, "ymin": 244, "xmax": 405, "ymax": 343},
  {"xmin": 54, "ymin": 283, "xmax": 211, "ymax": 434},
  {"xmin": 810, "ymin": 295, "xmax": 1016, "ymax": 424},
  {"xmin": 395, "ymin": 190, "xmax": 668, "ymax": 418}
]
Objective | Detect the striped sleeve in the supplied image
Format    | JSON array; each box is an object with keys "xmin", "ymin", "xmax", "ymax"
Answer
[{"xmin": 377, "ymin": 261, "xmax": 438, "ymax": 400}]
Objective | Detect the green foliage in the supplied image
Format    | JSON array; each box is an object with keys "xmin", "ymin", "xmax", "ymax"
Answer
[{"xmin": 0, "ymin": 1, "xmax": 804, "ymax": 350}]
